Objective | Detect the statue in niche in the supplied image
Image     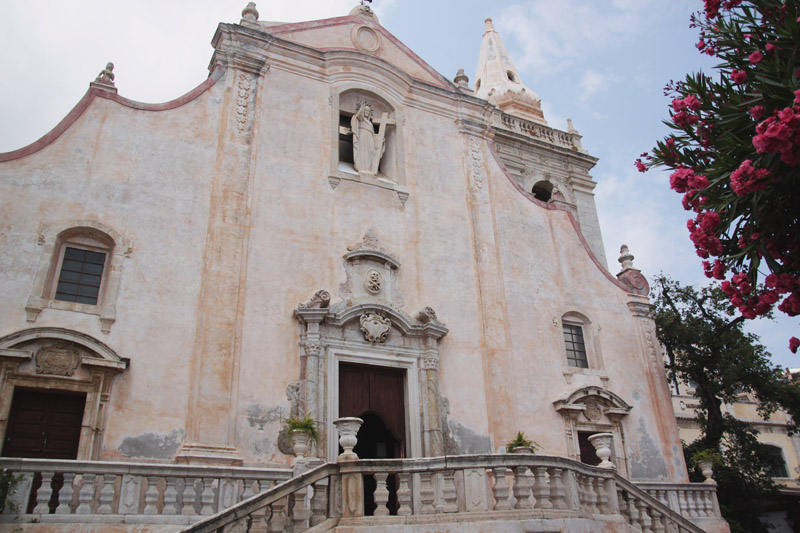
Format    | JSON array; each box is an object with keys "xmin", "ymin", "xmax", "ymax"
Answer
[{"xmin": 351, "ymin": 100, "xmax": 386, "ymax": 175}]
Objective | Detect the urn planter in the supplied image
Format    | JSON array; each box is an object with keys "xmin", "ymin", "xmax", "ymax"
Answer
[
  {"xmin": 697, "ymin": 460, "xmax": 716, "ymax": 484},
  {"xmin": 291, "ymin": 429, "xmax": 313, "ymax": 459},
  {"xmin": 333, "ymin": 417, "xmax": 363, "ymax": 461},
  {"xmin": 588, "ymin": 432, "xmax": 615, "ymax": 469}
]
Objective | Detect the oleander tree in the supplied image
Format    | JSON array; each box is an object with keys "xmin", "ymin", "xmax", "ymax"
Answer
[{"xmin": 637, "ymin": 0, "xmax": 800, "ymax": 353}]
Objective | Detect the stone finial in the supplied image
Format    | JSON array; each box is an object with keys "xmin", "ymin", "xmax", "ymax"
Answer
[
  {"xmin": 454, "ymin": 69, "xmax": 469, "ymax": 89},
  {"xmin": 618, "ymin": 244, "xmax": 634, "ymax": 270},
  {"xmin": 349, "ymin": 4, "xmax": 379, "ymax": 23},
  {"xmin": 241, "ymin": 2, "xmax": 259, "ymax": 22},
  {"xmin": 567, "ymin": 118, "xmax": 578, "ymax": 134},
  {"xmin": 484, "ymin": 17, "xmax": 495, "ymax": 32},
  {"xmin": 94, "ymin": 62, "xmax": 115, "ymax": 86}
]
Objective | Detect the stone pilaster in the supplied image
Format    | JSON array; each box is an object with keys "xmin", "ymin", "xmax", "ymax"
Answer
[
  {"xmin": 177, "ymin": 25, "xmax": 269, "ymax": 465},
  {"xmin": 461, "ymin": 123, "xmax": 516, "ymax": 447}
]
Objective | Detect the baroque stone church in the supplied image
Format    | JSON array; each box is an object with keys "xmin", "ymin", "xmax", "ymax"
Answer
[{"xmin": 0, "ymin": 3, "xmax": 730, "ymax": 532}]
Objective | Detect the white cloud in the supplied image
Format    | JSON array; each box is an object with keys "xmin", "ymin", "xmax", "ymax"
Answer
[
  {"xmin": 579, "ymin": 70, "xmax": 623, "ymax": 101},
  {"xmin": 494, "ymin": 0, "xmax": 657, "ymax": 75}
]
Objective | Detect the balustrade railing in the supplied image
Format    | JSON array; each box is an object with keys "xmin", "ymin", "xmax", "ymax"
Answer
[
  {"xmin": 0, "ymin": 458, "xmax": 291, "ymax": 526},
  {"xmin": 182, "ymin": 454, "xmax": 722, "ymax": 533},
  {"xmin": 1, "ymin": 455, "xmax": 725, "ymax": 532}
]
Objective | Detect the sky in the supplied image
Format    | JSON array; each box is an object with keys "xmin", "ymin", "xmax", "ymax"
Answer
[{"xmin": 0, "ymin": 0, "xmax": 796, "ymax": 368}]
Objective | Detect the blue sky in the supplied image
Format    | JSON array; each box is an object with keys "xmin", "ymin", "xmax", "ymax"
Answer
[{"xmin": 1, "ymin": 0, "xmax": 796, "ymax": 368}]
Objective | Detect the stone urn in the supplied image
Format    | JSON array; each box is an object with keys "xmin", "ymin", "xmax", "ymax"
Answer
[
  {"xmin": 291, "ymin": 429, "xmax": 313, "ymax": 459},
  {"xmin": 588, "ymin": 432, "xmax": 615, "ymax": 469},
  {"xmin": 509, "ymin": 446, "xmax": 533, "ymax": 454},
  {"xmin": 333, "ymin": 417, "xmax": 363, "ymax": 461},
  {"xmin": 697, "ymin": 460, "xmax": 716, "ymax": 484}
]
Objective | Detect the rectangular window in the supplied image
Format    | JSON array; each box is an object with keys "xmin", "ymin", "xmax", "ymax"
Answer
[
  {"xmin": 563, "ymin": 324, "xmax": 588, "ymax": 368},
  {"xmin": 54, "ymin": 247, "xmax": 106, "ymax": 305}
]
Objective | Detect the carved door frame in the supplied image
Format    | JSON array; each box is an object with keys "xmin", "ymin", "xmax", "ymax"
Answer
[
  {"xmin": 0, "ymin": 328, "xmax": 128, "ymax": 460},
  {"xmin": 327, "ymin": 347, "xmax": 421, "ymax": 460}
]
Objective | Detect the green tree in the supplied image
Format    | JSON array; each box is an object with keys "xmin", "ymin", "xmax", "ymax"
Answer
[
  {"xmin": 652, "ymin": 275, "xmax": 800, "ymax": 532},
  {"xmin": 638, "ymin": 1, "xmax": 800, "ymax": 353}
]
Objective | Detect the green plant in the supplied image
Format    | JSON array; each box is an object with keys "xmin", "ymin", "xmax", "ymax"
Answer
[
  {"xmin": 284, "ymin": 412, "xmax": 320, "ymax": 443},
  {"xmin": 506, "ymin": 431, "xmax": 539, "ymax": 452},
  {"xmin": 692, "ymin": 448, "xmax": 723, "ymax": 465},
  {"xmin": 0, "ymin": 468, "xmax": 22, "ymax": 513}
]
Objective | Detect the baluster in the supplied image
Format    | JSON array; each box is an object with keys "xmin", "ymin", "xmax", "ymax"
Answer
[
  {"xmin": 491, "ymin": 467, "xmax": 510, "ymax": 511},
  {"xmin": 310, "ymin": 480, "xmax": 328, "ymax": 525},
  {"xmin": 33, "ymin": 472, "xmax": 55, "ymax": 514},
  {"xmin": 617, "ymin": 489, "xmax": 631, "ymax": 524},
  {"xmin": 371, "ymin": 472, "xmax": 390, "ymax": 516},
  {"xmin": 685, "ymin": 489, "xmax": 698, "ymax": 518},
  {"xmin": 701, "ymin": 490, "xmax": 713, "ymax": 516},
  {"xmin": 54, "ymin": 473, "xmax": 75, "ymax": 514},
  {"xmin": 636, "ymin": 499, "xmax": 653, "ymax": 533},
  {"xmin": 200, "ymin": 478, "xmax": 216, "ymax": 515},
  {"xmin": 531, "ymin": 466, "xmax": 551, "ymax": 509},
  {"xmin": 626, "ymin": 494, "xmax": 640, "ymax": 526},
  {"xmin": 677, "ymin": 490, "xmax": 688, "ymax": 517},
  {"xmin": 143, "ymin": 476, "xmax": 160, "ymax": 515},
  {"xmin": 76, "ymin": 473, "xmax": 96, "ymax": 514},
  {"xmin": 182, "ymin": 478, "xmax": 198, "ymax": 515},
  {"xmin": 162, "ymin": 476, "xmax": 179, "ymax": 515},
  {"xmin": 396, "ymin": 473, "xmax": 412, "ymax": 516},
  {"xmin": 441, "ymin": 470, "xmax": 458, "ymax": 513},
  {"xmin": 511, "ymin": 466, "xmax": 531, "ymax": 510},
  {"xmin": 267, "ymin": 497, "xmax": 288, "ymax": 532},
  {"xmin": 419, "ymin": 472, "xmax": 436, "ymax": 514},
  {"xmin": 241, "ymin": 479, "xmax": 256, "ymax": 501},
  {"xmin": 650, "ymin": 508, "xmax": 666, "ymax": 533},
  {"xmin": 250, "ymin": 504, "xmax": 269, "ymax": 533},
  {"xmin": 594, "ymin": 477, "xmax": 609, "ymax": 514},
  {"xmin": 291, "ymin": 487, "xmax": 309, "ymax": 530},
  {"xmin": 548, "ymin": 467, "xmax": 567, "ymax": 510},
  {"xmin": 97, "ymin": 474, "xmax": 115, "ymax": 514}
]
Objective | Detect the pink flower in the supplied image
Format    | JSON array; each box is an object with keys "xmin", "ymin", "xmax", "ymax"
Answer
[
  {"xmin": 795, "ymin": 89, "xmax": 800, "ymax": 105},
  {"xmin": 749, "ymin": 105, "xmax": 766, "ymax": 120},
  {"xmin": 749, "ymin": 51, "xmax": 763, "ymax": 64},
  {"xmin": 635, "ymin": 159, "xmax": 648, "ymax": 173},
  {"xmin": 731, "ymin": 69, "xmax": 748, "ymax": 83},
  {"xmin": 766, "ymin": 43, "xmax": 775, "ymax": 52},
  {"xmin": 790, "ymin": 337, "xmax": 800, "ymax": 353},
  {"xmin": 730, "ymin": 159, "xmax": 771, "ymax": 195},
  {"xmin": 673, "ymin": 110, "xmax": 699, "ymax": 127},
  {"xmin": 697, "ymin": 39, "xmax": 706, "ymax": 51}
]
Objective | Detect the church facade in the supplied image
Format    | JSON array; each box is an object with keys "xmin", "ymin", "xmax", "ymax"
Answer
[{"xmin": 0, "ymin": 4, "xmax": 722, "ymax": 530}]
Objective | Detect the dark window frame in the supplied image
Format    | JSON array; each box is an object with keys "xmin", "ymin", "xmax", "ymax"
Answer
[{"xmin": 563, "ymin": 323, "xmax": 589, "ymax": 368}]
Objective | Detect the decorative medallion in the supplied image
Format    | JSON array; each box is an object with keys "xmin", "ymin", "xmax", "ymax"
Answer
[
  {"xmin": 584, "ymin": 400, "xmax": 603, "ymax": 422},
  {"xmin": 364, "ymin": 269, "xmax": 382, "ymax": 294},
  {"xmin": 35, "ymin": 342, "xmax": 81, "ymax": 376},
  {"xmin": 351, "ymin": 25, "xmax": 382, "ymax": 54},
  {"xmin": 359, "ymin": 313, "xmax": 391, "ymax": 343}
]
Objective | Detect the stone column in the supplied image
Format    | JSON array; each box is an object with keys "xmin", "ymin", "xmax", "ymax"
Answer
[
  {"xmin": 420, "ymin": 345, "xmax": 443, "ymax": 456},
  {"xmin": 177, "ymin": 28, "xmax": 269, "ymax": 464}
]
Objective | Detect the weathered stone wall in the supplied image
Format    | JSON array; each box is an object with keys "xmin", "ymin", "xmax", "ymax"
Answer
[{"xmin": 0, "ymin": 13, "xmax": 687, "ymax": 482}]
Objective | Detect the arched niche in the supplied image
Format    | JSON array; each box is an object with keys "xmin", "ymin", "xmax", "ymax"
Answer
[
  {"xmin": 0, "ymin": 327, "xmax": 128, "ymax": 460},
  {"xmin": 328, "ymin": 84, "xmax": 408, "ymax": 205}
]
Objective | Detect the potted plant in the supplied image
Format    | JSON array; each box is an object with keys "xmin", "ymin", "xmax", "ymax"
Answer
[
  {"xmin": 691, "ymin": 449, "xmax": 722, "ymax": 484},
  {"xmin": 284, "ymin": 412, "xmax": 320, "ymax": 459},
  {"xmin": 506, "ymin": 431, "xmax": 539, "ymax": 454}
]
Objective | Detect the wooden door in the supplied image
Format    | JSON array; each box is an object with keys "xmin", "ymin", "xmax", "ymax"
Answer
[
  {"xmin": 2, "ymin": 389, "xmax": 86, "ymax": 459},
  {"xmin": 339, "ymin": 363, "xmax": 405, "ymax": 458}
]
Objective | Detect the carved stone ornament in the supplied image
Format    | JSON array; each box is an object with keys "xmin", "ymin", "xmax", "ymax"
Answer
[
  {"xmin": 364, "ymin": 269, "xmax": 382, "ymax": 294},
  {"xmin": 35, "ymin": 342, "xmax": 81, "ymax": 376},
  {"xmin": 359, "ymin": 313, "xmax": 391, "ymax": 343},
  {"xmin": 584, "ymin": 400, "xmax": 603, "ymax": 422},
  {"xmin": 416, "ymin": 307, "xmax": 438, "ymax": 324},
  {"xmin": 297, "ymin": 290, "xmax": 331, "ymax": 310},
  {"xmin": 347, "ymin": 228, "xmax": 384, "ymax": 253},
  {"xmin": 94, "ymin": 62, "xmax": 115, "ymax": 86}
]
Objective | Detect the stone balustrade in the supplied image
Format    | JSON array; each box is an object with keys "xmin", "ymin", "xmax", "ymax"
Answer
[
  {"xmin": 498, "ymin": 113, "xmax": 580, "ymax": 151},
  {"xmin": 182, "ymin": 454, "xmax": 722, "ymax": 533},
  {"xmin": 637, "ymin": 482, "xmax": 722, "ymax": 521},
  {"xmin": 0, "ymin": 458, "xmax": 291, "ymax": 528},
  {"xmin": 1, "ymin": 455, "xmax": 726, "ymax": 532}
]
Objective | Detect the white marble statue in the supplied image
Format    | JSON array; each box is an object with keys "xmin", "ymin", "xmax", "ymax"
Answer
[{"xmin": 351, "ymin": 100, "xmax": 386, "ymax": 175}]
